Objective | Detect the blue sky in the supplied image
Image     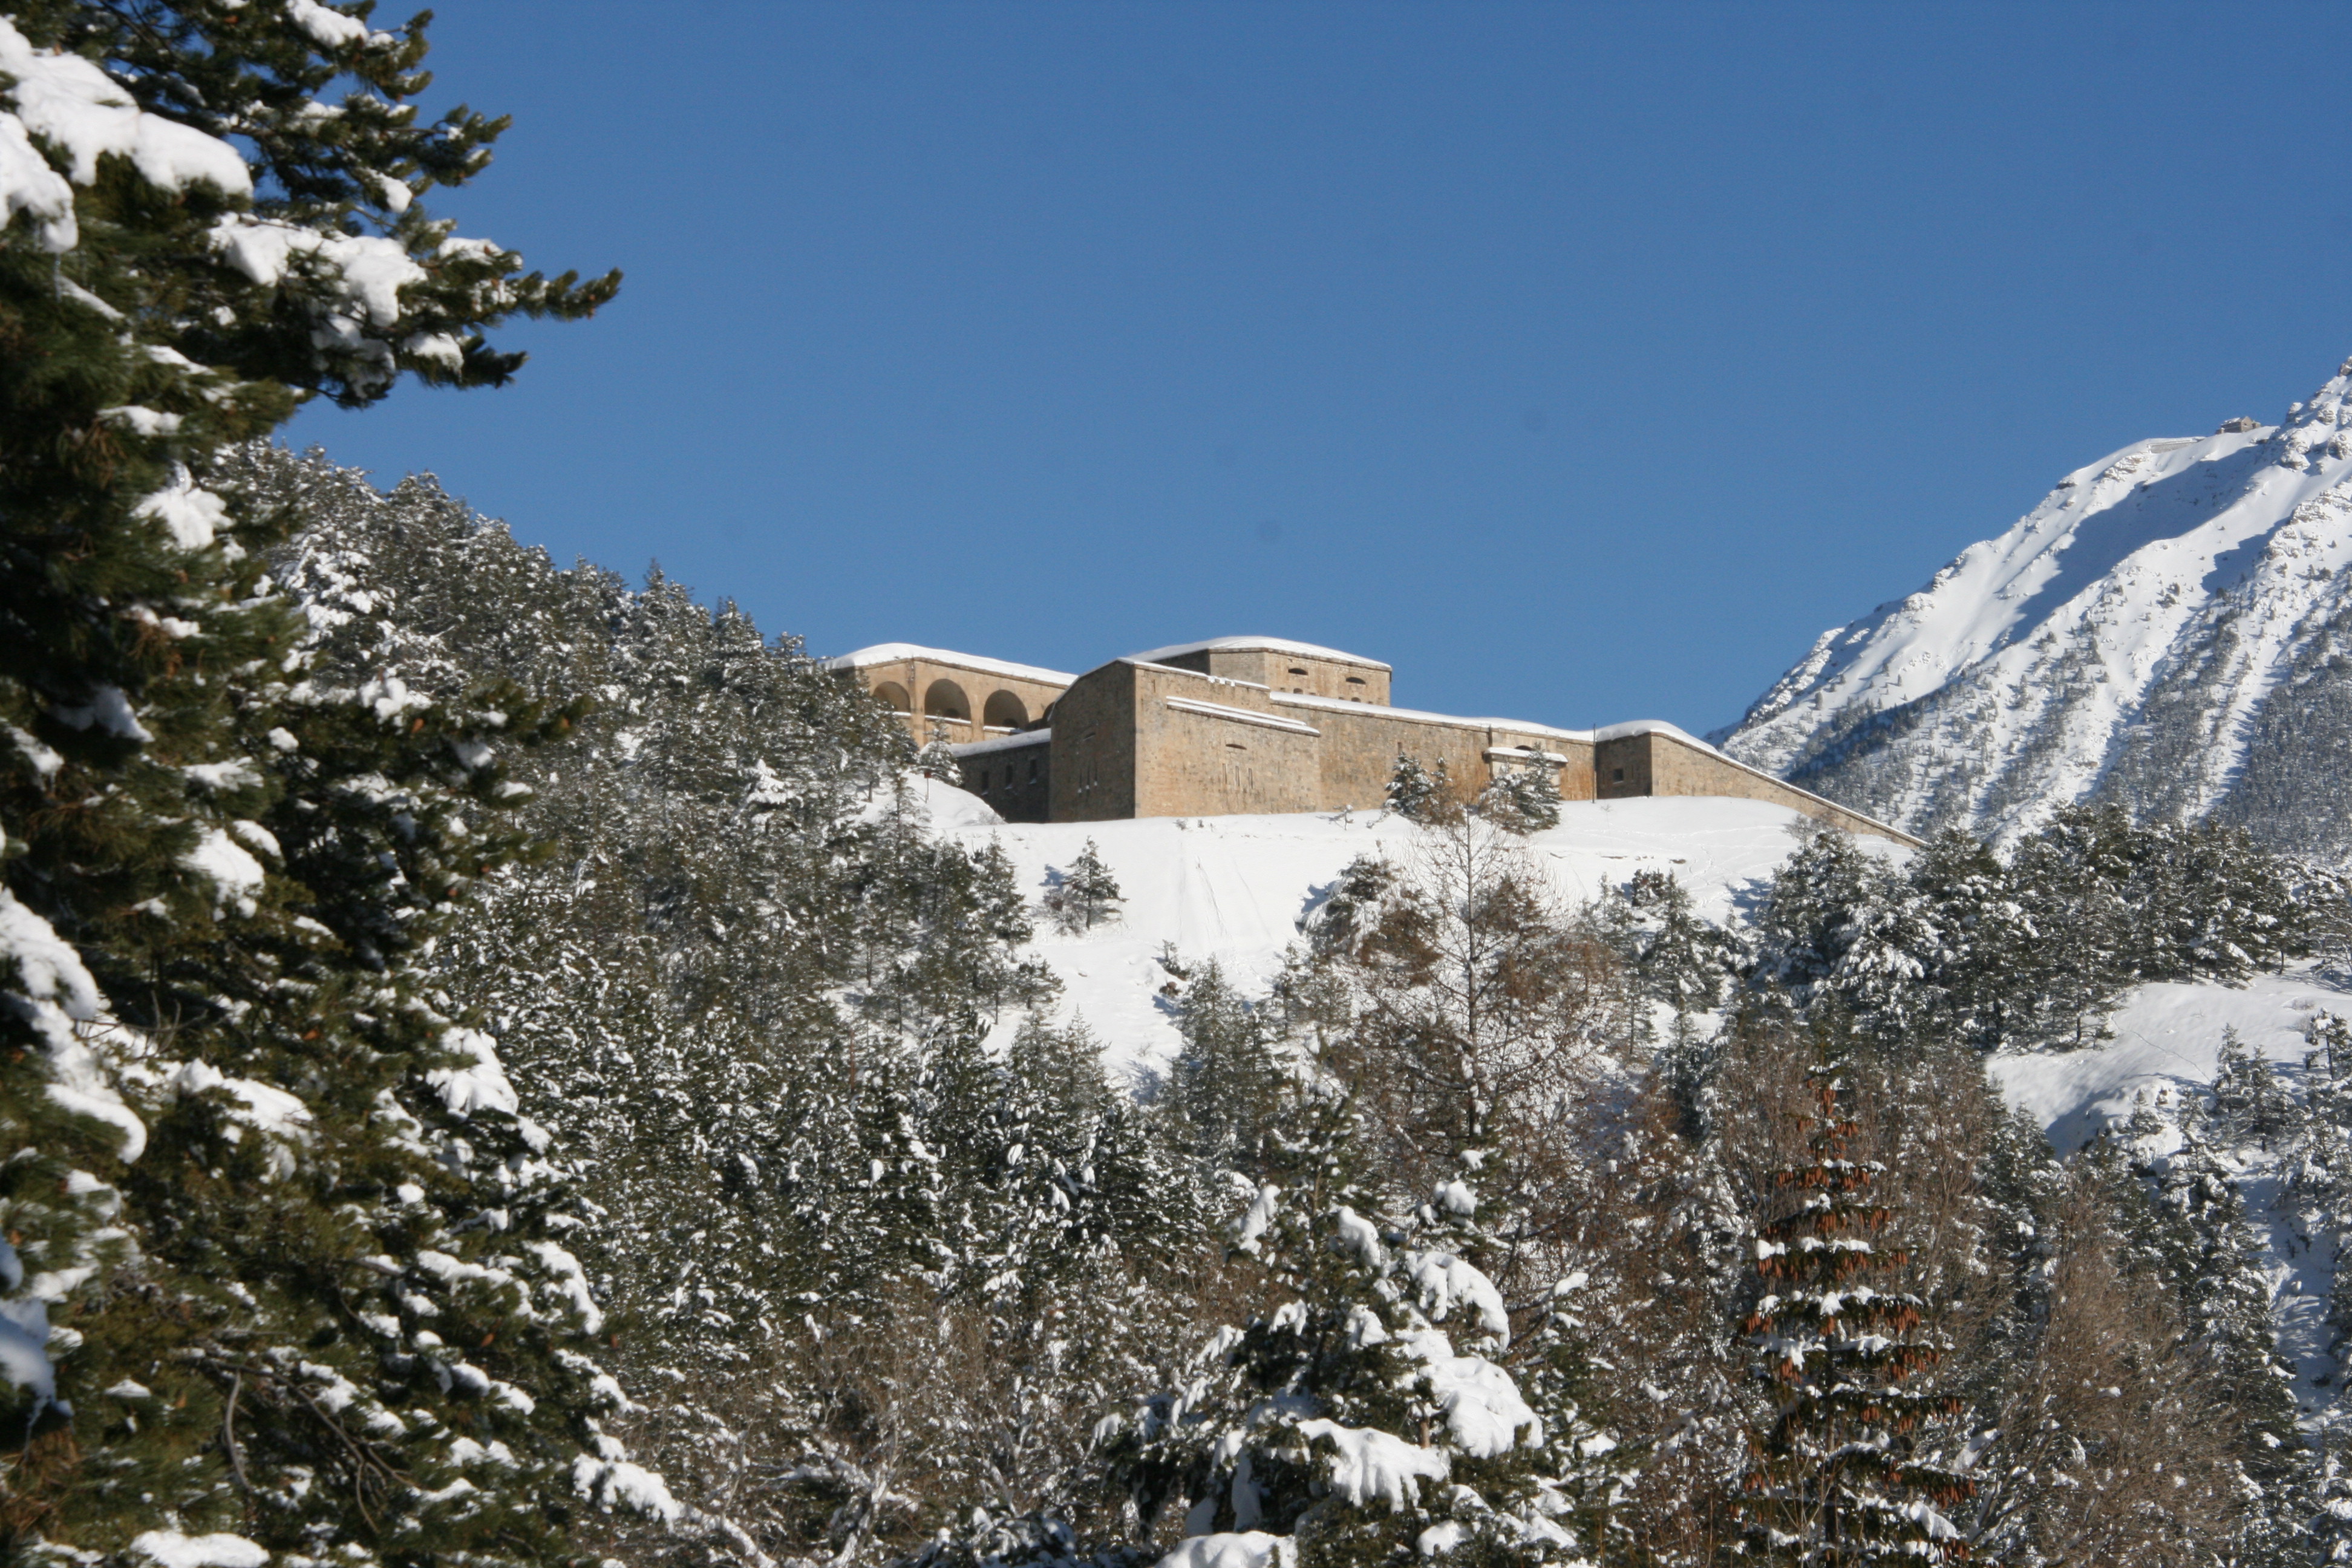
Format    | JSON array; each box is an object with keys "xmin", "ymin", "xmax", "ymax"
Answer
[{"xmin": 292, "ymin": 1, "xmax": 2352, "ymax": 733}]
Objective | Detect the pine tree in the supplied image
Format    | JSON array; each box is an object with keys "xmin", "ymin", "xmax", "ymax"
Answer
[
  {"xmin": 1168, "ymin": 958, "xmax": 1290, "ymax": 1172},
  {"xmin": 1619, "ymin": 867, "xmax": 1739, "ymax": 1019},
  {"xmin": 2211, "ymin": 1026, "xmax": 2296, "ymax": 1151},
  {"xmin": 1384, "ymin": 753, "xmax": 1452, "ymax": 823},
  {"xmin": 1102, "ymin": 1086, "xmax": 1585, "ymax": 1568},
  {"xmin": 1476, "ymin": 762, "xmax": 1563, "ymax": 835},
  {"xmin": 1753, "ymin": 826, "xmax": 1945, "ymax": 1047},
  {"xmin": 1736, "ymin": 1060, "xmax": 1973, "ymax": 1564},
  {"xmin": 1, "ymin": 5, "xmax": 629, "ymax": 1556},
  {"xmin": 1044, "ymin": 838, "xmax": 1124, "ymax": 935},
  {"xmin": 916, "ymin": 736, "xmax": 965, "ymax": 786}
]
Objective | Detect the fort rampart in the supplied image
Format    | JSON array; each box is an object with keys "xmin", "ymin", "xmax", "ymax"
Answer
[{"xmin": 824, "ymin": 636, "xmax": 1918, "ymax": 846}]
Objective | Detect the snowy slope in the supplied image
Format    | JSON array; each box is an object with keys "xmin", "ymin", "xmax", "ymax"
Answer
[
  {"xmin": 920, "ymin": 783, "xmax": 2352, "ymax": 1429},
  {"xmin": 920, "ymin": 788, "xmax": 1873, "ymax": 1083},
  {"xmin": 1714, "ymin": 354, "xmax": 2352, "ymax": 860},
  {"xmin": 1993, "ymin": 964, "xmax": 2352, "ymax": 1428}
]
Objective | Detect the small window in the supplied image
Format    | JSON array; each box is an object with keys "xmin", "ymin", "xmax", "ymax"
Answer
[
  {"xmin": 1289, "ymin": 666, "xmax": 1309, "ymax": 676},
  {"xmin": 1612, "ymin": 768, "xmax": 1625, "ymax": 783},
  {"xmin": 1344, "ymin": 676, "xmax": 1367, "ymax": 685}
]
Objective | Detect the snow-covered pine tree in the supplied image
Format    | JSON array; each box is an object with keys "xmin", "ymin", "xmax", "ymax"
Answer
[
  {"xmin": 1736, "ymin": 1057, "xmax": 1973, "ymax": 1563},
  {"xmin": 0, "ymin": 4, "xmax": 631, "ymax": 1557},
  {"xmin": 1102, "ymin": 1082, "xmax": 1586, "ymax": 1568},
  {"xmin": 2211, "ymin": 1026, "xmax": 2297, "ymax": 1151},
  {"xmin": 916, "ymin": 736, "xmax": 965, "ymax": 786},
  {"xmin": 1751, "ymin": 825, "xmax": 1945, "ymax": 1048},
  {"xmin": 2122, "ymin": 1080, "xmax": 2305, "ymax": 1540},
  {"xmin": 1168, "ymin": 958, "xmax": 1291, "ymax": 1172},
  {"xmin": 1475, "ymin": 762, "xmax": 1562, "ymax": 835},
  {"xmin": 2285, "ymin": 1012, "xmax": 2352, "ymax": 1373},
  {"xmin": 1614, "ymin": 867, "xmax": 1739, "ymax": 1028},
  {"xmin": 1045, "ymin": 838, "xmax": 1124, "ymax": 935},
  {"xmin": 1383, "ymin": 753, "xmax": 1452, "ymax": 824},
  {"xmin": 225, "ymin": 448, "xmax": 1131, "ymax": 1564}
]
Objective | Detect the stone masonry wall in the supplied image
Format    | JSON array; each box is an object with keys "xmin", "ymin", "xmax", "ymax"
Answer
[
  {"xmin": 956, "ymin": 732, "xmax": 1051, "ymax": 823},
  {"xmin": 1126, "ymin": 662, "xmax": 1324, "ymax": 818},
  {"xmin": 1593, "ymin": 729, "xmax": 1919, "ymax": 844},
  {"xmin": 1049, "ymin": 662, "xmax": 1142, "ymax": 821},
  {"xmin": 1269, "ymin": 697, "xmax": 1594, "ymax": 812},
  {"xmin": 1157, "ymin": 645, "xmax": 1392, "ymax": 705}
]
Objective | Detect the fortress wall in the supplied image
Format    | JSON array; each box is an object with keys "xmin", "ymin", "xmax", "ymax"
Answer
[
  {"xmin": 1159, "ymin": 646, "xmax": 1392, "ymax": 705},
  {"xmin": 1126, "ymin": 663, "xmax": 1323, "ymax": 818},
  {"xmin": 1049, "ymin": 664, "xmax": 1142, "ymax": 821},
  {"xmin": 1485, "ymin": 726, "xmax": 1598, "ymax": 803},
  {"xmin": 1279, "ymin": 701, "xmax": 1492, "ymax": 809},
  {"xmin": 953, "ymin": 731, "xmax": 1051, "ymax": 823},
  {"xmin": 1594, "ymin": 730, "xmax": 1919, "ymax": 844},
  {"xmin": 1268, "ymin": 701, "xmax": 1596, "ymax": 810}
]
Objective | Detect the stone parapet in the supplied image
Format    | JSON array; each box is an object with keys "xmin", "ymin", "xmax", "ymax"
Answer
[{"xmin": 1592, "ymin": 723, "xmax": 1919, "ymax": 845}]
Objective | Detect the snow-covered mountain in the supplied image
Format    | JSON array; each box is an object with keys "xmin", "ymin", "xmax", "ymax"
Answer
[{"xmin": 1713, "ymin": 355, "xmax": 2352, "ymax": 860}]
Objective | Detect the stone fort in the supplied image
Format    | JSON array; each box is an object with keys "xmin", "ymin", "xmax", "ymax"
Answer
[{"xmin": 826, "ymin": 636, "xmax": 1916, "ymax": 844}]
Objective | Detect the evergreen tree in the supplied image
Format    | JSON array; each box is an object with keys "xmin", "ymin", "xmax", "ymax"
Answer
[
  {"xmin": 1045, "ymin": 839, "xmax": 1123, "ymax": 935},
  {"xmin": 1103, "ymin": 1088, "xmax": 1586, "ymax": 1568},
  {"xmin": 1616, "ymin": 867, "xmax": 1739, "ymax": 1022},
  {"xmin": 1168, "ymin": 958, "xmax": 1290, "ymax": 1172},
  {"xmin": 916, "ymin": 736, "xmax": 965, "ymax": 786},
  {"xmin": 2211, "ymin": 1026, "xmax": 2297, "ymax": 1151},
  {"xmin": 0, "ymin": 5, "xmax": 627, "ymax": 1557},
  {"xmin": 1475, "ymin": 762, "xmax": 1562, "ymax": 834},
  {"xmin": 1736, "ymin": 1057, "xmax": 1973, "ymax": 1564},
  {"xmin": 1752, "ymin": 825, "xmax": 1945, "ymax": 1047},
  {"xmin": 1385, "ymin": 753, "xmax": 1453, "ymax": 824}
]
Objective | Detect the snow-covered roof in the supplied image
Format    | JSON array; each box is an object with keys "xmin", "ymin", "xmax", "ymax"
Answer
[
  {"xmin": 1592, "ymin": 719, "xmax": 1710, "ymax": 747},
  {"xmin": 822, "ymin": 643, "xmax": 1077, "ymax": 686},
  {"xmin": 1270, "ymin": 691, "xmax": 1595, "ymax": 744},
  {"xmin": 1124, "ymin": 635, "xmax": 1391, "ymax": 671},
  {"xmin": 947, "ymin": 729, "xmax": 1052, "ymax": 759}
]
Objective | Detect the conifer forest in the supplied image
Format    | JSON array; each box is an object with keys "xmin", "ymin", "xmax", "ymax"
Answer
[{"xmin": 7, "ymin": 7, "xmax": 2352, "ymax": 1567}]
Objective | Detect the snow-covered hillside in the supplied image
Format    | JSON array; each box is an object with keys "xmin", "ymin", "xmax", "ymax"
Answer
[
  {"xmin": 1713, "ymin": 355, "xmax": 2352, "ymax": 861},
  {"xmin": 930, "ymin": 785, "xmax": 2352, "ymax": 1426},
  {"xmin": 923, "ymin": 785, "xmax": 1861, "ymax": 1081},
  {"xmin": 1993, "ymin": 969, "xmax": 2352, "ymax": 1429}
]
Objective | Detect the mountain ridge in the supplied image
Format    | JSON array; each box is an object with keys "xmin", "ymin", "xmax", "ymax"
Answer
[{"xmin": 1713, "ymin": 353, "xmax": 2352, "ymax": 859}]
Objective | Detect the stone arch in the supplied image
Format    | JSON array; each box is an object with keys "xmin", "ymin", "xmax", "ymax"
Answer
[
  {"xmin": 983, "ymin": 690, "xmax": 1028, "ymax": 731},
  {"xmin": 872, "ymin": 681, "xmax": 912, "ymax": 713},
  {"xmin": 923, "ymin": 679, "xmax": 970, "ymax": 721}
]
